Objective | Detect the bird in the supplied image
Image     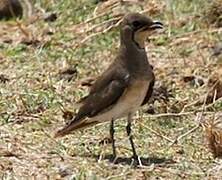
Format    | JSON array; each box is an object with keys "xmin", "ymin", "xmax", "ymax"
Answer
[
  {"xmin": 55, "ymin": 13, "xmax": 163, "ymax": 164},
  {"xmin": 0, "ymin": 0, "xmax": 33, "ymax": 20},
  {"xmin": 0, "ymin": 0, "xmax": 22, "ymax": 19}
]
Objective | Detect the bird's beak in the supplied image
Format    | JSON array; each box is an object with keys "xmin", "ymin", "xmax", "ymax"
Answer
[
  {"xmin": 149, "ymin": 21, "xmax": 164, "ymax": 30},
  {"xmin": 139, "ymin": 21, "xmax": 163, "ymax": 32}
]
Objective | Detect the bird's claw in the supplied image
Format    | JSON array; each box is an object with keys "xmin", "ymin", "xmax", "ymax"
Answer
[
  {"xmin": 109, "ymin": 154, "xmax": 118, "ymax": 164},
  {"xmin": 131, "ymin": 155, "xmax": 143, "ymax": 167}
]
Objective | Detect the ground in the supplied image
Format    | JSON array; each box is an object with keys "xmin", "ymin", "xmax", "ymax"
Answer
[{"xmin": 0, "ymin": 0, "xmax": 222, "ymax": 179}]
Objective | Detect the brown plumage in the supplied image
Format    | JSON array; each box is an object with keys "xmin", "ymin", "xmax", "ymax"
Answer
[
  {"xmin": 55, "ymin": 13, "xmax": 163, "ymax": 163},
  {"xmin": 0, "ymin": 0, "xmax": 23, "ymax": 19}
]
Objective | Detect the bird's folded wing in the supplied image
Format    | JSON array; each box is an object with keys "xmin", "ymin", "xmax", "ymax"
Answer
[
  {"xmin": 55, "ymin": 71, "xmax": 130, "ymax": 137},
  {"xmin": 76, "ymin": 78, "xmax": 129, "ymax": 119},
  {"xmin": 78, "ymin": 64, "xmax": 128, "ymax": 103}
]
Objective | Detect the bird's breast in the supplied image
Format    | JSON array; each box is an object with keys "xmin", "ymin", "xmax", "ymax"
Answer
[{"xmin": 120, "ymin": 78, "xmax": 149, "ymax": 108}]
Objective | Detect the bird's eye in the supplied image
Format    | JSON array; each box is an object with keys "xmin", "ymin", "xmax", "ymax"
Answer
[{"xmin": 132, "ymin": 21, "xmax": 141, "ymax": 28}]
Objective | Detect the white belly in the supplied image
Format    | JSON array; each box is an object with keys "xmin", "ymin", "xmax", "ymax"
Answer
[{"xmin": 90, "ymin": 79, "xmax": 150, "ymax": 122}]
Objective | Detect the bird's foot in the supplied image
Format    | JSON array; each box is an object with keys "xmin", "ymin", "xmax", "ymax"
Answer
[
  {"xmin": 109, "ymin": 154, "xmax": 118, "ymax": 164},
  {"xmin": 99, "ymin": 137, "xmax": 112, "ymax": 145},
  {"xmin": 131, "ymin": 155, "xmax": 143, "ymax": 167}
]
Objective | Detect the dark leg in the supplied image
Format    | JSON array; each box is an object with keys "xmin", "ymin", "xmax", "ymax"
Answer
[
  {"xmin": 126, "ymin": 114, "xmax": 137, "ymax": 158},
  {"xmin": 126, "ymin": 113, "xmax": 142, "ymax": 166},
  {"xmin": 110, "ymin": 118, "xmax": 116, "ymax": 159}
]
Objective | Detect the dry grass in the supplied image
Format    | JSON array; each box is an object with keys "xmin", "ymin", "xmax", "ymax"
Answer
[{"xmin": 0, "ymin": 0, "xmax": 222, "ymax": 179}]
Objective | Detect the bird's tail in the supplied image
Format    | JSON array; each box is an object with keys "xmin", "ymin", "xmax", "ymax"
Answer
[{"xmin": 54, "ymin": 119, "xmax": 99, "ymax": 138}]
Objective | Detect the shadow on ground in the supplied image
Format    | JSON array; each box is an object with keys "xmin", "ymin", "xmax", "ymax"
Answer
[
  {"xmin": 101, "ymin": 154, "xmax": 175, "ymax": 167},
  {"xmin": 78, "ymin": 153, "xmax": 175, "ymax": 167}
]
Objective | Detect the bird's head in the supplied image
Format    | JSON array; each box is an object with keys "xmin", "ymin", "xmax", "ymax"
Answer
[{"xmin": 121, "ymin": 13, "xmax": 163, "ymax": 48}]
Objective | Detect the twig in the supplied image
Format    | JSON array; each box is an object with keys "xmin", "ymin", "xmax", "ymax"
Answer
[
  {"xmin": 83, "ymin": 12, "xmax": 110, "ymax": 25},
  {"xmin": 73, "ymin": 19, "xmax": 121, "ymax": 49},
  {"xmin": 169, "ymin": 93, "xmax": 207, "ymax": 146},
  {"xmin": 155, "ymin": 166, "xmax": 205, "ymax": 176},
  {"xmin": 140, "ymin": 123, "xmax": 174, "ymax": 143},
  {"xmin": 169, "ymin": 27, "xmax": 222, "ymax": 47},
  {"xmin": 197, "ymin": 79, "xmax": 221, "ymax": 110},
  {"xmin": 180, "ymin": 100, "xmax": 200, "ymax": 112},
  {"xmin": 142, "ymin": 111, "xmax": 215, "ymax": 119},
  {"xmin": 67, "ymin": 11, "xmax": 113, "ymax": 32},
  {"xmin": 169, "ymin": 123, "xmax": 201, "ymax": 146},
  {"xmin": 174, "ymin": 27, "xmax": 222, "ymax": 40},
  {"xmin": 140, "ymin": 8, "xmax": 152, "ymax": 15},
  {"xmin": 86, "ymin": 16, "xmax": 121, "ymax": 33},
  {"xmin": 93, "ymin": 0, "xmax": 120, "ymax": 15},
  {"xmin": 202, "ymin": 92, "xmax": 222, "ymax": 110},
  {"xmin": 15, "ymin": 19, "xmax": 30, "ymax": 38},
  {"xmin": 143, "ymin": 111, "xmax": 195, "ymax": 118},
  {"xmin": 181, "ymin": 79, "xmax": 221, "ymax": 112}
]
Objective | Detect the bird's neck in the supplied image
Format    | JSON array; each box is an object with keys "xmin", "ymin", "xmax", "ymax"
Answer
[
  {"xmin": 119, "ymin": 26, "xmax": 151, "ymax": 74},
  {"xmin": 120, "ymin": 26, "xmax": 145, "ymax": 49},
  {"xmin": 133, "ymin": 34, "xmax": 145, "ymax": 49},
  {"xmin": 119, "ymin": 44, "xmax": 150, "ymax": 75},
  {"xmin": 120, "ymin": 26, "xmax": 133, "ymax": 47}
]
